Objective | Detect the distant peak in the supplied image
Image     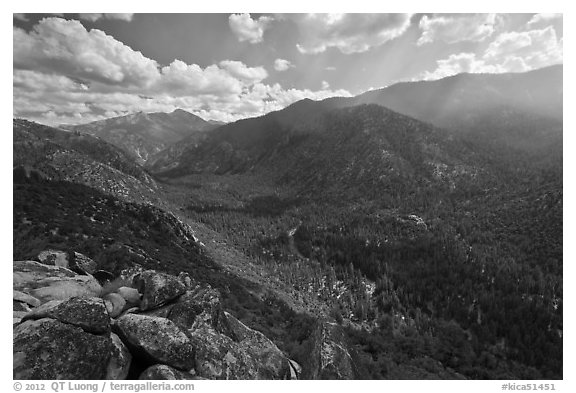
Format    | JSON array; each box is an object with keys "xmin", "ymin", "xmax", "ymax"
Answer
[{"xmin": 171, "ymin": 108, "xmax": 193, "ymax": 116}]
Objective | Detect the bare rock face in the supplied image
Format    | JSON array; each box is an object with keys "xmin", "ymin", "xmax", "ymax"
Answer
[
  {"xmin": 168, "ymin": 283, "xmax": 222, "ymax": 330},
  {"xmin": 14, "ymin": 260, "xmax": 102, "ymax": 304},
  {"xmin": 189, "ymin": 326, "xmax": 260, "ymax": 380},
  {"xmin": 22, "ymin": 297, "xmax": 110, "ymax": 334},
  {"xmin": 116, "ymin": 286, "xmax": 141, "ymax": 306},
  {"xmin": 37, "ymin": 250, "xmax": 98, "ymax": 275},
  {"xmin": 13, "ymin": 290, "xmax": 41, "ymax": 308},
  {"xmin": 70, "ymin": 252, "xmax": 98, "ymax": 275},
  {"xmin": 113, "ymin": 314, "xmax": 195, "ymax": 371},
  {"xmin": 37, "ymin": 250, "xmax": 69, "ymax": 268},
  {"xmin": 13, "ymin": 318, "xmax": 112, "ymax": 379},
  {"xmin": 139, "ymin": 364, "xmax": 199, "ymax": 380},
  {"xmin": 303, "ymin": 321, "xmax": 357, "ymax": 380},
  {"xmin": 216, "ymin": 311, "xmax": 291, "ymax": 379},
  {"xmin": 288, "ymin": 359, "xmax": 302, "ymax": 380},
  {"xmin": 103, "ymin": 293, "xmax": 127, "ymax": 318},
  {"xmin": 133, "ymin": 270, "xmax": 186, "ymax": 311},
  {"xmin": 106, "ymin": 333, "xmax": 132, "ymax": 380}
]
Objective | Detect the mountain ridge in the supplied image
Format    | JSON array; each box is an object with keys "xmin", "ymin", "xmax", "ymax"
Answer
[{"xmin": 62, "ymin": 108, "xmax": 222, "ymax": 165}]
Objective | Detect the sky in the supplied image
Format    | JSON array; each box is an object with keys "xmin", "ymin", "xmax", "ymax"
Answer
[{"xmin": 12, "ymin": 13, "xmax": 563, "ymax": 125}]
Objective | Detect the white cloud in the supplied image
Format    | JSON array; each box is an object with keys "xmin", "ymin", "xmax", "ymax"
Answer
[
  {"xmin": 321, "ymin": 81, "xmax": 330, "ymax": 89},
  {"xmin": 228, "ymin": 13, "xmax": 273, "ymax": 44},
  {"xmin": 78, "ymin": 13, "xmax": 134, "ymax": 22},
  {"xmin": 484, "ymin": 26, "xmax": 562, "ymax": 65},
  {"xmin": 418, "ymin": 14, "xmax": 497, "ymax": 45},
  {"xmin": 14, "ymin": 18, "xmax": 159, "ymax": 88},
  {"xmin": 13, "ymin": 17, "xmax": 352, "ymax": 126},
  {"xmin": 292, "ymin": 13, "xmax": 412, "ymax": 54},
  {"xmin": 527, "ymin": 13, "xmax": 562, "ymax": 28},
  {"xmin": 422, "ymin": 26, "xmax": 563, "ymax": 80},
  {"xmin": 158, "ymin": 61, "xmax": 244, "ymax": 96},
  {"xmin": 274, "ymin": 58, "xmax": 293, "ymax": 72},
  {"xmin": 219, "ymin": 60, "xmax": 268, "ymax": 83},
  {"xmin": 421, "ymin": 53, "xmax": 502, "ymax": 80}
]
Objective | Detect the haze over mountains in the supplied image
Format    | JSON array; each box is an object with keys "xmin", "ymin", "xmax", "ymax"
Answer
[
  {"xmin": 13, "ymin": 65, "xmax": 563, "ymax": 380},
  {"xmin": 154, "ymin": 65, "xmax": 562, "ymax": 183}
]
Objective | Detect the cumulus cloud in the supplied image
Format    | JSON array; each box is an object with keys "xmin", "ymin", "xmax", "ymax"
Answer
[
  {"xmin": 527, "ymin": 13, "xmax": 562, "ymax": 28},
  {"xmin": 228, "ymin": 13, "xmax": 273, "ymax": 44},
  {"xmin": 321, "ymin": 81, "xmax": 330, "ymax": 89},
  {"xmin": 292, "ymin": 13, "xmax": 412, "ymax": 54},
  {"xmin": 274, "ymin": 58, "xmax": 293, "ymax": 72},
  {"xmin": 219, "ymin": 60, "xmax": 268, "ymax": 83},
  {"xmin": 418, "ymin": 14, "xmax": 497, "ymax": 45},
  {"xmin": 422, "ymin": 26, "xmax": 563, "ymax": 80},
  {"xmin": 13, "ymin": 17, "xmax": 352, "ymax": 126},
  {"xmin": 14, "ymin": 18, "xmax": 159, "ymax": 88},
  {"xmin": 484, "ymin": 26, "xmax": 562, "ymax": 67},
  {"xmin": 158, "ymin": 60, "xmax": 243, "ymax": 96},
  {"xmin": 78, "ymin": 13, "xmax": 134, "ymax": 22}
]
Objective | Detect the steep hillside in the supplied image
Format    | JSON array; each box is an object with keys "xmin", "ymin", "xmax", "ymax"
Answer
[
  {"xmin": 13, "ymin": 119, "xmax": 160, "ymax": 205},
  {"xmin": 63, "ymin": 109, "xmax": 219, "ymax": 164},
  {"xmin": 349, "ymin": 65, "xmax": 562, "ymax": 156}
]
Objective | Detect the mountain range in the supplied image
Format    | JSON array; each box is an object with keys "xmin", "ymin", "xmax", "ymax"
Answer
[
  {"xmin": 13, "ymin": 65, "xmax": 563, "ymax": 380},
  {"xmin": 62, "ymin": 109, "xmax": 222, "ymax": 165},
  {"xmin": 151, "ymin": 65, "xmax": 561, "ymax": 182}
]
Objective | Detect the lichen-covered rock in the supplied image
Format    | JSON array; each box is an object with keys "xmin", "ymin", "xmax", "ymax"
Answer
[
  {"xmin": 216, "ymin": 311, "xmax": 290, "ymax": 379},
  {"xmin": 14, "ymin": 318, "xmax": 112, "ymax": 379},
  {"xmin": 37, "ymin": 251, "xmax": 98, "ymax": 275},
  {"xmin": 37, "ymin": 250, "xmax": 69, "ymax": 268},
  {"xmin": 70, "ymin": 252, "xmax": 98, "ymax": 275},
  {"xmin": 133, "ymin": 270, "xmax": 186, "ymax": 311},
  {"xmin": 139, "ymin": 364, "xmax": 200, "ymax": 380},
  {"xmin": 103, "ymin": 293, "xmax": 126, "ymax": 318},
  {"xmin": 303, "ymin": 321, "xmax": 357, "ymax": 380},
  {"xmin": 168, "ymin": 283, "xmax": 222, "ymax": 330},
  {"xmin": 106, "ymin": 333, "xmax": 132, "ymax": 380},
  {"xmin": 189, "ymin": 326, "xmax": 259, "ymax": 379},
  {"xmin": 13, "ymin": 290, "xmax": 41, "ymax": 308},
  {"xmin": 113, "ymin": 314, "xmax": 195, "ymax": 371},
  {"xmin": 22, "ymin": 297, "xmax": 110, "ymax": 334}
]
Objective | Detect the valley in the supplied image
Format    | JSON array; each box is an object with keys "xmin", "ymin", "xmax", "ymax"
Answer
[{"xmin": 13, "ymin": 66, "xmax": 563, "ymax": 380}]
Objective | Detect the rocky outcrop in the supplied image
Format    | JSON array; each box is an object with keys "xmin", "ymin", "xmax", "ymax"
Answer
[
  {"xmin": 22, "ymin": 297, "xmax": 110, "ymax": 334},
  {"xmin": 37, "ymin": 250, "xmax": 97, "ymax": 275},
  {"xmin": 14, "ymin": 260, "xmax": 102, "ymax": 303},
  {"xmin": 103, "ymin": 293, "xmax": 127, "ymax": 318},
  {"xmin": 189, "ymin": 326, "xmax": 260, "ymax": 379},
  {"xmin": 168, "ymin": 283, "xmax": 222, "ymax": 330},
  {"xmin": 215, "ymin": 311, "xmax": 291, "ymax": 379},
  {"xmin": 113, "ymin": 314, "xmax": 196, "ymax": 371},
  {"xmin": 14, "ymin": 318, "xmax": 112, "ymax": 379},
  {"xmin": 133, "ymin": 270, "xmax": 186, "ymax": 311},
  {"xmin": 106, "ymin": 333, "xmax": 132, "ymax": 380},
  {"xmin": 303, "ymin": 321, "xmax": 357, "ymax": 380},
  {"xmin": 139, "ymin": 364, "xmax": 200, "ymax": 380},
  {"xmin": 13, "ymin": 252, "xmax": 298, "ymax": 380}
]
